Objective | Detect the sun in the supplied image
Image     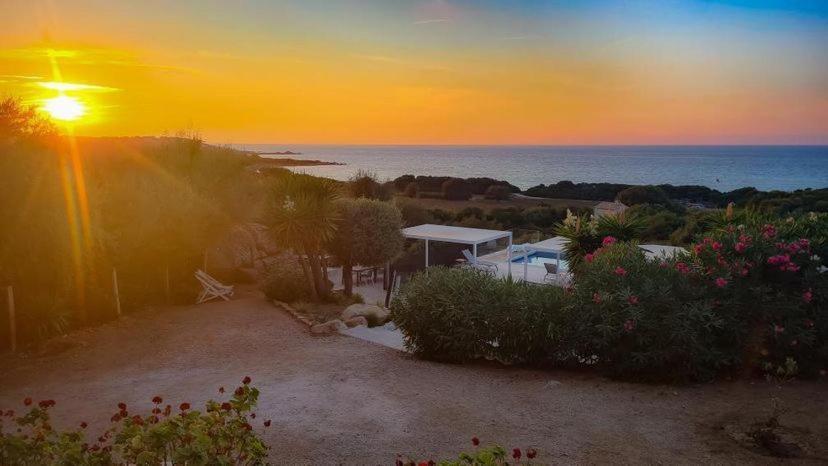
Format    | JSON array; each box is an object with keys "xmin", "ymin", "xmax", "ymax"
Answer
[{"xmin": 43, "ymin": 95, "xmax": 86, "ymax": 121}]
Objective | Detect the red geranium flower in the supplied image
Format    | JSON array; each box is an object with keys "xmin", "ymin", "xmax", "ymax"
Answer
[
  {"xmin": 264, "ymin": 419, "xmax": 271, "ymax": 427},
  {"xmin": 472, "ymin": 436, "xmax": 480, "ymax": 446},
  {"xmin": 527, "ymin": 448, "xmax": 537, "ymax": 459},
  {"xmin": 242, "ymin": 376, "xmax": 252, "ymax": 385},
  {"xmin": 179, "ymin": 403, "xmax": 190, "ymax": 411},
  {"xmin": 512, "ymin": 448, "xmax": 522, "ymax": 460},
  {"xmin": 602, "ymin": 236, "xmax": 617, "ymax": 246},
  {"xmin": 23, "ymin": 397, "xmax": 32, "ymax": 406},
  {"xmin": 152, "ymin": 396, "xmax": 163, "ymax": 404},
  {"xmin": 117, "ymin": 402, "xmax": 127, "ymax": 410},
  {"xmin": 221, "ymin": 402, "xmax": 232, "ymax": 411},
  {"xmin": 614, "ymin": 266, "xmax": 627, "ymax": 276},
  {"xmin": 80, "ymin": 421, "xmax": 88, "ymax": 429},
  {"xmin": 235, "ymin": 387, "xmax": 245, "ymax": 396},
  {"xmin": 219, "ymin": 386, "xmax": 225, "ymax": 394},
  {"xmin": 714, "ymin": 277, "xmax": 728, "ymax": 288}
]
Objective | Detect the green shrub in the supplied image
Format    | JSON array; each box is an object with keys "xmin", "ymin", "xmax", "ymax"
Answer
[
  {"xmin": 0, "ymin": 378, "xmax": 270, "ymax": 465},
  {"xmin": 483, "ymin": 184, "xmax": 511, "ymax": 200},
  {"xmin": 261, "ymin": 262, "xmax": 310, "ymax": 303},
  {"xmin": 441, "ymin": 179, "xmax": 472, "ymax": 201},
  {"xmin": 391, "ymin": 267, "xmax": 567, "ymax": 364}
]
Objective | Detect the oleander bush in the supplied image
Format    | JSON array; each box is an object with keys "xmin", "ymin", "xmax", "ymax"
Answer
[
  {"xmin": 392, "ymin": 213, "xmax": 827, "ymax": 381},
  {"xmin": 0, "ymin": 378, "xmax": 270, "ymax": 465},
  {"xmin": 569, "ymin": 242, "xmax": 729, "ymax": 381}
]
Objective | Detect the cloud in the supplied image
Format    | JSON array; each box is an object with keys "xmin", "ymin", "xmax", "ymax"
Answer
[
  {"xmin": 413, "ymin": 18, "xmax": 450, "ymax": 25},
  {"xmin": 34, "ymin": 81, "xmax": 120, "ymax": 92}
]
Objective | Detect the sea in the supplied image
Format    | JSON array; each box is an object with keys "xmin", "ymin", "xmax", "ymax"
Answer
[{"xmin": 233, "ymin": 145, "xmax": 828, "ymax": 192}]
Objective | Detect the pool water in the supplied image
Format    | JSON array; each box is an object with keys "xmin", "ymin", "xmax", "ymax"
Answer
[{"xmin": 512, "ymin": 251, "xmax": 568, "ymax": 271}]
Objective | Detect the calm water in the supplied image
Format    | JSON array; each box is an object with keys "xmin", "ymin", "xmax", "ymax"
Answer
[{"xmin": 234, "ymin": 145, "xmax": 828, "ymax": 192}]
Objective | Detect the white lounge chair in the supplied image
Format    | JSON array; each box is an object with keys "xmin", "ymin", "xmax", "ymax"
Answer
[
  {"xmin": 461, "ymin": 249, "xmax": 499, "ymax": 273},
  {"xmin": 195, "ymin": 269, "xmax": 234, "ymax": 304}
]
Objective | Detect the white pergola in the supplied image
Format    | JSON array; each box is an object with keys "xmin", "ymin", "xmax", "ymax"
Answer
[{"xmin": 402, "ymin": 224, "xmax": 513, "ymax": 276}]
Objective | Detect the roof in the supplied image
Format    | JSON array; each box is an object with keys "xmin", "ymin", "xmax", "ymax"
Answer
[
  {"xmin": 402, "ymin": 224, "xmax": 512, "ymax": 245},
  {"xmin": 639, "ymin": 244, "xmax": 687, "ymax": 259},
  {"xmin": 529, "ymin": 236, "xmax": 569, "ymax": 253}
]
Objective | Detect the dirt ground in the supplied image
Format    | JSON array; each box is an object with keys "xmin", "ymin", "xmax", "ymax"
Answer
[{"xmin": 1, "ymin": 288, "xmax": 826, "ymax": 465}]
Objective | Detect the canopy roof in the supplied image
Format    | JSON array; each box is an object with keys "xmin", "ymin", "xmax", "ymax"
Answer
[
  {"xmin": 639, "ymin": 244, "xmax": 687, "ymax": 259},
  {"xmin": 402, "ymin": 224, "xmax": 511, "ymax": 245}
]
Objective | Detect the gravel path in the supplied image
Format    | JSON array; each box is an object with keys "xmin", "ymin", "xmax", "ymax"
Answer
[{"xmin": 1, "ymin": 288, "xmax": 826, "ymax": 465}]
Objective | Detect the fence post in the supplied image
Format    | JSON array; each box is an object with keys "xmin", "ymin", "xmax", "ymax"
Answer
[
  {"xmin": 112, "ymin": 268, "xmax": 122, "ymax": 317},
  {"xmin": 7, "ymin": 286, "xmax": 16, "ymax": 352},
  {"xmin": 165, "ymin": 265, "xmax": 171, "ymax": 303}
]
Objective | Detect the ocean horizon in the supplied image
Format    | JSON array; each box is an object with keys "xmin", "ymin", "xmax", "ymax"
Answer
[{"xmin": 234, "ymin": 144, "xmax": 828, "ymax": 192}]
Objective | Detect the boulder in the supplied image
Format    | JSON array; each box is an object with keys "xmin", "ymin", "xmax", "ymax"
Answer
[
  {"xmin": 341, "ymin": 303, "xmax": 389, "ymax": 323},
  {"xmin": 310, "ymin": 319, "xmax": 347, "ymax": 335},
  {"xmin": 344, "ymin": 316, "xmax": 369, "ymax": 328}
]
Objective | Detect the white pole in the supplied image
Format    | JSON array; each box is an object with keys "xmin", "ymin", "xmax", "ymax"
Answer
[
  {"xmin": 7, "ymin": 286, "xmax": 16, "ymax": 353},
  {"xmin": 524, "ymin": 245, "xmax": 529, "ymax": 281},
  {"xmin": 473, "ymin": 243, "xmax": 477, "ymax": 258},
  {"xmin": 425, "ymin": 239, "xmax": 429, "ymax": 269},
  {"xmin": 507, "ymin": 234, "xmax": 512, "ymax": 278}
]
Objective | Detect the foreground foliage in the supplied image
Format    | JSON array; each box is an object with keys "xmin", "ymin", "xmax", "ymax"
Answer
[
  {"xmin": 0, "ymin": 378, "xmax": 270, "ymax": 465},
  {"xmin": 393, "ymin": 214, "xmax": 827, "ymax": 381}
]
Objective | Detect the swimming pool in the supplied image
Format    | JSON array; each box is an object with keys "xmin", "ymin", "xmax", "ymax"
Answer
[{"xmin": 511, "ymin": 251, "xmax": 568, "ymax": 271}]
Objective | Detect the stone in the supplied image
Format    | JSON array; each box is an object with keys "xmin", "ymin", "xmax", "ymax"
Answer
[
  {"xmin": 310, "ymin": 319, "xmax": 347, "ymax": 335},
  {"xmin": 341, "ymin": 303, "xmax": 389, "ymax": 323},
  {"xmin": 344, "ymin": 316, "xmax": 369, "ymax": 328}
]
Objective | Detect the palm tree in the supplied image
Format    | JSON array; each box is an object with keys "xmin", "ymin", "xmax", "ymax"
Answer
[
  {"xmin": 264, "ymin": 173, "xmax": 340, "ymax": 300},
  {"xmin": 555, "ymin": 210, "xmax": 644, "ymax": 268}
]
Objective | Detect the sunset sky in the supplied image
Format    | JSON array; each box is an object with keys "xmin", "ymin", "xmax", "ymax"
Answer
[{"xmin": 2, "ymin": 0, "xmax": 827, "ymax": 144}]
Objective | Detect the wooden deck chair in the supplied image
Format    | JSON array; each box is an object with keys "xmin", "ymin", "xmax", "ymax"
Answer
[{"xmin": 195, "ymin": 269, "xmax": 234, "ymax": 304}]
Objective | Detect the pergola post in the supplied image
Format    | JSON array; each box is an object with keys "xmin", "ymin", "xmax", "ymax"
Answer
[
  {"xmin": 472, "ymin": 243, "xmax": 477, "ymax": 257},
  {"xmin": 425, "ymin": 239, "xmax": 429, "ymax": 269},
  {"xmin": 507, "ymin": 233, "xmax": 512, "ymax": 277}
]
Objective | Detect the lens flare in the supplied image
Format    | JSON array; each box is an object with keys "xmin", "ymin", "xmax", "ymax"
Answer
[{"xmin": 43, "ymin": 95, "xmax": 85, "ymax": 121}]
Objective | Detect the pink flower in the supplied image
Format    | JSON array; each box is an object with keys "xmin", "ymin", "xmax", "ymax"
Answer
[
  {"xmin": 767, "ymin": 254, "xmax": 790, "ymax": 266},
  {"xmin": 693, "ymin": 244, "xmax": 704, "ymax": 255},
  {"xmin": 592, "ymin": 292, "xmax": 602, "ymax": 304},
  {"xmin": 773, "ymin": 324, "xmax": 785, "ymax": 334},
  {"xmin": 614, "ymin": 266, "xmax": 627, "ymax": 276},
  {"xmin": 739, "ymin": 267, "xmax": 749, "ymax": 277},
  {"xmin": 527, "ymin": 448, "xmax": 537, "ymax": 459},
  {"xmin": 627, "ymin": 295, "xmax": 639, "ymax": 305},
  {"xmin": 803, "ymin": 289, "xmax": 813, "ymax": 303},
  {"xmin": 711, "ymin": 241, "xmax": 722, "ymax": 251},
  {"xmin": 805, "ymin": 319, "xmax": 815, "ymax": 328},
  {"xmin": 734, "ymin": 242, "xmax": 747, "ymax": 253},
  {"xmin": 714, "ymin": 277, "xmax": 728, "ymax": 288},
  {"xmin": 584, "ymin": 253, "xmax": 594, "ymax": 263},
  {"xmin": 783, "ymin": 262, "xmax": 800, "ymax": 273},
  {"xmin": 675, "ymin": 262, "xmax": 690, "ymax": 274},
  {"xmin": 623, "ymin": 319, "xmax": 636, "ymax": 332},
  {"xmin": 602, "ymin": 236, "xmax": 617, "ymax": 246},
  {"xmin": 762, "ymin": 224, "xmax": 777, "ymax": 239}
]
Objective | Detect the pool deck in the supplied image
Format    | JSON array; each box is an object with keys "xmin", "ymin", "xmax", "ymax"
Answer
[{"xmin": 480, "ymin": 250, "xmax": 571, "ymax": 286}]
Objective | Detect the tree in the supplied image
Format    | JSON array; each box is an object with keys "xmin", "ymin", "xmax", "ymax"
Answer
[
  {"xmin": 0, "ymin": 97, "xmax": 56, "ymax": 144},
  {"xmin": 616, "ymin": 185, "xmax": 671, "ymax": 207},
  {"xmin": 328, "ymin": 198, "xmax": 404, "ymax": 295},
  {"xmin": 265, "ymin": 173, "xmax": 340, "ymax": 300},
  {"xmin": 347, "ymin": 169, "xmax": 390, "ymax": 200},
  {"xmin": 484, "ymin": 184, "xmax": 511, "ymax": 200},
  {"xmin": 441, "ymin": 179, "xmax": 472, "ymax": 200}
]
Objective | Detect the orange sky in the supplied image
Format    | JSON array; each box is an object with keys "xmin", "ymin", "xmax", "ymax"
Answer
[{"xmin": 2, "ymin": 1, "xmax": 827, "ymax": 144}]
